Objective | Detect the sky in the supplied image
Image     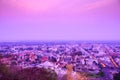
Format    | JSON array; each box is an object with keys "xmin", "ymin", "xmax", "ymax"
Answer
[{"xmin": 0, "ymin": 0, "xmax": 120, "ymax": 41}]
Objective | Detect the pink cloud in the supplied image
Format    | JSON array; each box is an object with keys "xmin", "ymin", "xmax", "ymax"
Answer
[{"xmin": 0, "ymin": 0, "xmax": 117, "ymax": 16}]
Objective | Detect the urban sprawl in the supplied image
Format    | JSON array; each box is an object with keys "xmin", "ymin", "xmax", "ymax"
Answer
[{"xmin": 0, "ymin": 41, "xmax": 120, "ymax": 80}]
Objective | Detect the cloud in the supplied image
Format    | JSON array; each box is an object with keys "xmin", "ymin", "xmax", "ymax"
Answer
[{"xmin": 0, "ymin": 0, "xmax": 115, "ymax": 14}]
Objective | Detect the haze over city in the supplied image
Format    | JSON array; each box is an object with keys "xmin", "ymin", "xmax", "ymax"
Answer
[
  {"xmin": 0, "ymin": 0, "xmax": 120, "ymax": 41},
  {"xmin": 1, "ymin": 1, "xmax": 120, "ymax": 80}
]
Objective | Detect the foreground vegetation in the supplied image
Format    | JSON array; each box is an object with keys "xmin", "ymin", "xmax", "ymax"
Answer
[{"xmin": 0, "ymin": 63, "xmax": 57, "ymax": 80}]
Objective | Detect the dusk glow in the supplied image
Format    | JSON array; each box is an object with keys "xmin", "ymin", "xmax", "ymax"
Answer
[{"xmin": 0, "ymin": 0, "xmax": 120, "ymax": 41}]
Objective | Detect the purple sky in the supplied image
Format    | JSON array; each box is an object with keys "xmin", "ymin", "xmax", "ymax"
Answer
[{"xmin": 0, "ymin": 0, "xmax": 120, "ymax": 41}]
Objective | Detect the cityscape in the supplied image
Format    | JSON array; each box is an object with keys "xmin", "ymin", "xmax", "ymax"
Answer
[
  {"xmin": 0, "ymin": 41, "xmax": 120, "ymax": 80},
  {"xmin": 0, "ymin": 0, "xmax": 120, "ymax": 80}
]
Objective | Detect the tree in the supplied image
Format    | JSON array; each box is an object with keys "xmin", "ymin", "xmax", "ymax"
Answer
[{"xmin": 113, "ymin": 72, "xmax": 120, "ymax": 80}]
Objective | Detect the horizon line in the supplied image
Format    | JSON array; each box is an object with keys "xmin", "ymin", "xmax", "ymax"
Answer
[{"xmin": 0, "ymin": 40, "xmax": 120, "ymax": 43}]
